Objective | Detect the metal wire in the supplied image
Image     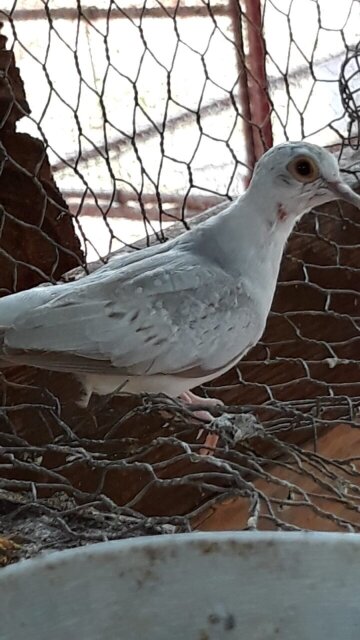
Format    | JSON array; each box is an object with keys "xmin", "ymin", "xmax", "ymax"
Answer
[{"xmin": 0, "ymin": 0, "xmax": 359, "ymax": 564}]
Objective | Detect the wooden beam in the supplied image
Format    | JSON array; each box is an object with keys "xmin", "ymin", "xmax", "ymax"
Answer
[{"xmin": 194, "ymin": 424, "xmax": 360, "ymax": 532}]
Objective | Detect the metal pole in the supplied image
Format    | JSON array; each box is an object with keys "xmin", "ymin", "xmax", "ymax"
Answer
[
  {"xmin": 241, "ymin": 0, "xmax": 273, "ymax": 159},
  {"xmin": 229, "ymin": 0, "xmax": 256, "ymax": 181}
]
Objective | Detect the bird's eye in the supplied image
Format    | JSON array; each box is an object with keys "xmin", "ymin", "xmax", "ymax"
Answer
[{"xmin": 287, "ymin": 156, "xmax": 320, "ymax": 183}]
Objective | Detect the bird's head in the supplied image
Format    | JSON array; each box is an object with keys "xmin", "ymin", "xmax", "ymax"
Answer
[{"xmin": 249, "ymin": 141, "xmax": 360, "ymax": 224}]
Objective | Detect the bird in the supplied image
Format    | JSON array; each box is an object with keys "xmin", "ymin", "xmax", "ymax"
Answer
[{"xmin": 0, "ymin": 141, "xmax": 359, "ymax": 453}]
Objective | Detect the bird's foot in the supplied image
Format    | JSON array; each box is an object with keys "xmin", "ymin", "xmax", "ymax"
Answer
[
  {"xmin": 180, "ymin": 390, "xmax": 224, "ymax": 410},
  {"xmin": 179, "ymin": 391, "xmax": 223, "ymax": 456}
]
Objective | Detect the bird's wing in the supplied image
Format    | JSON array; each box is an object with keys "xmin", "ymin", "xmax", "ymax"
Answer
[{"xmin": 0, "ymin": 246, "xmax": 261, "ymax": 378}]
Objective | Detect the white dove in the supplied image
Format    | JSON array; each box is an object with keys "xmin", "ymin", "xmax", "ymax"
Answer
[{"xmin": 0, "ymin": 142, "xmax": 359, "ymax": 451}]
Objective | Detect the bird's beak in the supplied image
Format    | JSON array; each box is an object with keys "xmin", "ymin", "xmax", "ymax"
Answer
[{"xmin": 326, "ymin": 180, "xmax": 360, "ymax": 208}]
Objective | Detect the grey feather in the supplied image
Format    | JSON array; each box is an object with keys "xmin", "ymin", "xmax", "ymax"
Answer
[{"xmin": 0, "ymin": 248, "xmax": 260, "ymax": 377}]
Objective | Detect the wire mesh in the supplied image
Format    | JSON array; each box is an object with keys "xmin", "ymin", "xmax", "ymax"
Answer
[{"xmin": 0, "ymin": 0, "xmax": 359, "ymax": 565}]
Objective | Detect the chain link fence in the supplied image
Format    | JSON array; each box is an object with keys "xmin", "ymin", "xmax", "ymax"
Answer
[{"xmin": 0, "ymin": 0, "xmax": 359, "ymax": 565}]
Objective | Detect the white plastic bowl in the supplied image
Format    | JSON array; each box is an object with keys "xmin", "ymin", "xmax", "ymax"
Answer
[{"xmin": 1, "ymin": 531, "xmax": 360, "ymax": 639}]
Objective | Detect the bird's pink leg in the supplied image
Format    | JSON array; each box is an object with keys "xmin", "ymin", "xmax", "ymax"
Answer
[
  {"xmin": 179, "ymin": 391, "xmax": 224, "ymax": 455},
  {"xmin": 181, "ymin": 390, "xmax": 224, "ymax": 409}
]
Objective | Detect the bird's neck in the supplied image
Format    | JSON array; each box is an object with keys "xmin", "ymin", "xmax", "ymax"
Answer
[
  {"xmin": 188, "ymin": 186, "xmax": 298, "ymax": 311},
  {"xmin": 237, "ymin": 192, "xmax": 296, "ymax": 309},
  {"xmin": 240, "ymin": 181, "xmax": 298, "ymax": 241},
  {"xmin": 203, "ymin": 187, "xmax": 296, "ymax": 273}
]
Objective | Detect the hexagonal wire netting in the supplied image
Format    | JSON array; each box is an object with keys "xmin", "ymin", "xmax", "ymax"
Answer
[{"xmin": 0, "ymin": 0, "xmax": 359, "ymax": 563}]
